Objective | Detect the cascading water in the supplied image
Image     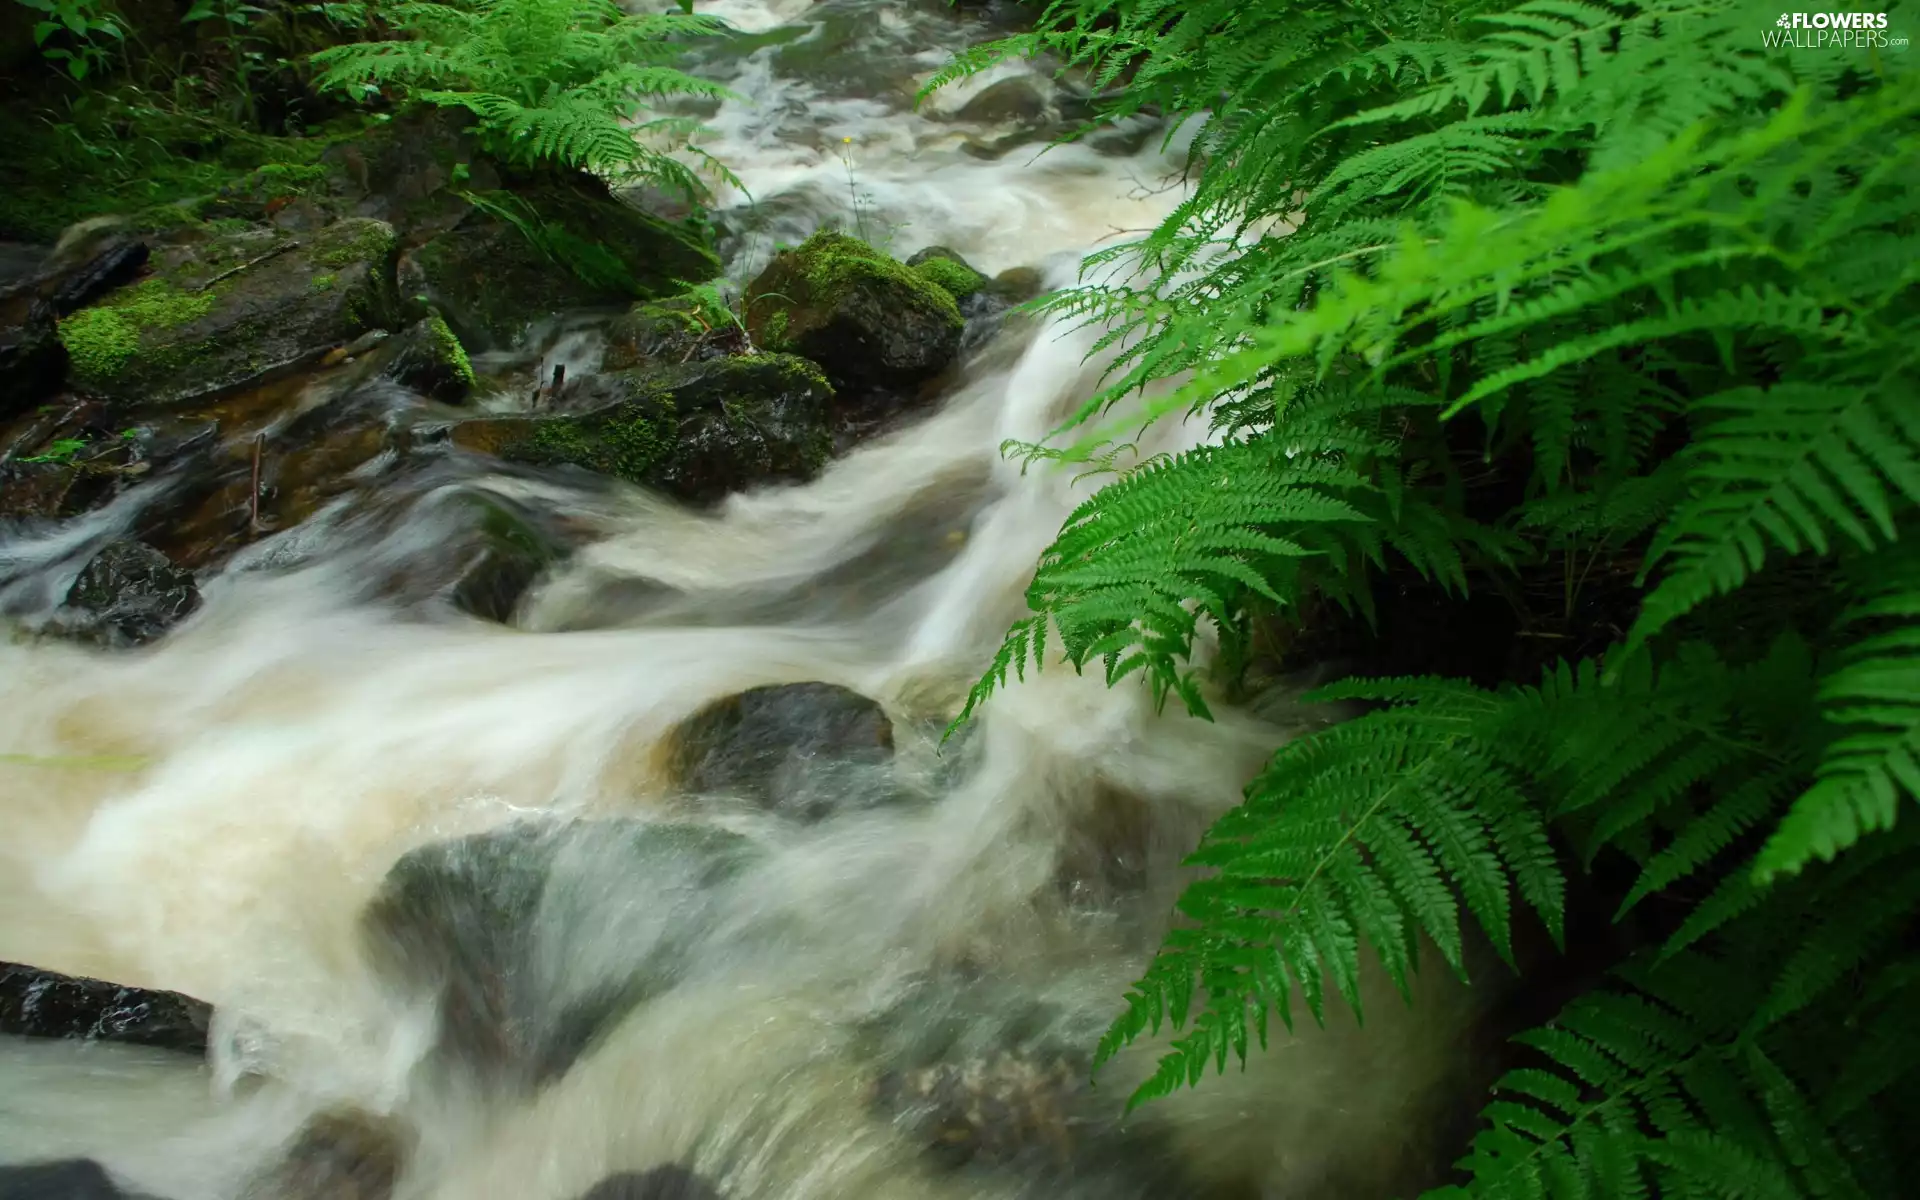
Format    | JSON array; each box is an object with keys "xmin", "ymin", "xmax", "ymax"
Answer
[{"xmin": 0, "ymin": 1, "xmax": 1493, "ymax": 1196}]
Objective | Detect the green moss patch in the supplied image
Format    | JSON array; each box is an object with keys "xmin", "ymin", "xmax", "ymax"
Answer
[
  {"xmin": 427, "ymin": 312, "xmax": 475, "ymax": 387},
  {"xmin": 58, "ymin": 280, "xmax": 217, "ymax": 386},
  {"xmin": 794, "ymin": 230, "xmax": 963, "ymax": 329},
  {"xmin": 511, "ymin": 401, "xmax": 676, "ymax": 484},
  {"xmin": 913, "ymin": 256, "xmax": 986, "ymax": 301}
]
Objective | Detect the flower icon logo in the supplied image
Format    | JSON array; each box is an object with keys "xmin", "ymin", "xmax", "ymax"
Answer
[{"xmin": 1777, "ymin": 12, "xmax": 1792, "ymax": 24}]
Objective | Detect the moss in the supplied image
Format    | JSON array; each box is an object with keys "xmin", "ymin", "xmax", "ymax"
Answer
[
  {"xmin": 913, "ymin": 256, "xmax": 986, "ymax": 301},
  {"xmin": 312, "ymin": 273, "xmax": 338, "ymax": 292},
  {"xmin": 206, "ymin": 216, "xmax": 255, "ymax": 234},
  {"xmin": 762, "ymin": 309, "xmax": 791, "ymax": 351},
  {"xmin": 312, "ymin": 219, "xmax": 398, "ymax": 269},
  {"xmin": 58, "ymin": 280, "xmax": 218, "ymax": 386},
  {"xmin": 512, "ymin": 401, "xmax": 675, "ymax": 484},
  {"xmin": 794, "ymin": 230, "xmax": 964, "ymax": 329},
  {"xmin": 426, "ymin": 312, "xmax": 475, "ymax": 387}
]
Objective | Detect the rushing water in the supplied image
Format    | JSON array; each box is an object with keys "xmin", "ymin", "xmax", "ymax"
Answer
[{"xmin": 0, "ymin": 2, "xmax": 1494, "ymax": 1196}]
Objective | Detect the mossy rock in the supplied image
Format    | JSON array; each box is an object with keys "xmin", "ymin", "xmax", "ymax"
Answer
[
  {"xmin": 57, "ymin": 218, "xmax": 399, "ymax": 407},
  {"xmin": 742, "ymin": 230, "xmax": 964, "ymax": 396},
  {"xmin": 409, "ymin": 179, "xmax": 722, "ymax": 352},
  {"xmin": 362, "ymin": 818, "xmax": 760, "ymax": 1089},
  {"xmin": 446, "ymin": 353, "xmax": 834, "ymax": 505},
  {"xmin": 906, "ymin": 246, "xmax": 987, "ymax": 301},
  {"xmin": 602, "ymin": 295, "xmax": 740, "ymax": 371},
  {"xmin": 375, "ymin": 313, "xmax": 474, "ymax": 403}
]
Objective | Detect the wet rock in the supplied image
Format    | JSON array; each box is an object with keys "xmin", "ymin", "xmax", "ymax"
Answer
[
  {"xmin": 0, "ymin": 461, "xmax": 116, "ymax": 521},
  {"xmin": 0, "ymin": 962, "xmax": 211, "ymax": 1054},
  {"xmin": 409, "ymin": 178, "xmax": 721, "ymax": 352},
  {"xmin": 575, "ymin": 1168, "xmax": 722, "ymax": 1200},
  {"xmin": 443, "ymin": 354, "xmax": 834, "ymax": 505},
  {"xmin": 602, "ymin": 296, "xmax": 743, "ymax": 371},
  {"xmin": 742, "ymin": 230, "xmax": 963, "ymax": 397},
  {"xmin": 952, "ymin": 77, "xmax": 1049, "ymax": 125},
  {"xmin": 0, "ymin": 1159, "xmax": 150, "ymax": 1200},
  {"xmin": 316, "ymin": 109, "xmax": 499, "ymax": 243},
  {"xmin": 373, "ymin": 314, "xmax": 474, "ymax": 404},
  {"xmin": 668, "ymin": 683, "xmax": 896, "ymax": 820},
  {"xmin": 362, "ymin": 819, "xmax": 759, "ymax": 1089},
  {"xmin": 985, "ymin": 266, "xmax": 1044, "ymax": 305},
  {"xmin": 239, "ymin": 1109, "xmax": 410, "ymax": 1200},
  {"xmin": 0, "ymin": 298, "xmax": 64, "ymax": 417},
  {"xmin": 865, "ymin": 974, "xmax": 1197, "ymax": 1194},
  {"xmin": 57, "ymin": 540, "xmax": 201, "ymax": 648},
  {"xmin": 443, "ymin": 495, "xmax": 570, "ymax": 623},
  {"xmin": 58, "ymin": 218, "xmax": 400, "ymax": 407}
]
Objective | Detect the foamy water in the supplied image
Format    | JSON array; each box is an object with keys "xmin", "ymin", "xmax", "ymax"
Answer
[{"xmin": 0, "ymin": 3, "xmax": 1487, "ymax": 1197}]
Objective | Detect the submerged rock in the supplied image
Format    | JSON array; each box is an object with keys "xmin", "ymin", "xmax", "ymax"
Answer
[
  {"xmin": 668, "ymin": 683, "xmax": 897, "ymax": 821},
  {"xmin": 575, "ymin": 1167, "xmax": 722, "ymax": 1200},
  {"xmin": 238, "ymin": 1108, "xmax": 410, "ymax": 1200},
  {"xmin": 57, "ymin": 540, "xmax": 201, "ymax": 647},
  {"xmin": 57, "ymin": 217, "xmax": 399, "ymax": 407},
  {"xmin": 0, "ymin": 1159, "xmax": 151, "ymax": 1200},
  {"xmin": 0, "ymin": 961, "xmax": 212, "ymax": 1054},
  {"xmin": 743, "ymin": 231, "xmax": 963, "ymax": 397},
  {"xmin": 444, "ymin": 354, "xmax": 833, "ymax": 505},
  {"xmin": 361, "ymin": 819, "xmax": 758, "ymax": 1089}
]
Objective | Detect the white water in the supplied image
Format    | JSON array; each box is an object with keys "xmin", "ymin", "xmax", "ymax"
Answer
[{"xmin": 0, "ymin": 2, "xmax": 1489, "ymax": 1197}]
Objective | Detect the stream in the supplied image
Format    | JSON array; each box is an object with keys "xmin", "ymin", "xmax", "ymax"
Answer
[{"xmin": 0, "ymin": 1, "xmax": 1488, "ymax": 1196}]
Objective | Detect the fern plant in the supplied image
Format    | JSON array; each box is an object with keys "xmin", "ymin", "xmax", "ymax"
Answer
[
  {"xmin": 310, "ymin": 0, "xmax": 738, "ymax": 195},
  {"xmin": 936, "ymin": 0, "xmax": 1920, "ymax": 1194}
]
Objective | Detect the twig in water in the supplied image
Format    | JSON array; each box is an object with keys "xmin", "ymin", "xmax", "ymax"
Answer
[
  {"xmin": 196, "ymin": 240, "xmax": 301, "ymax": 293},
  {"xmin": 248, "ymin": 432, "xmax": 264, "ymax": 532}
]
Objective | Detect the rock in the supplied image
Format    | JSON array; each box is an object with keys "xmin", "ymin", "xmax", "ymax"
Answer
[
  {"xmin": 444, "ymin": 354, "xmax": 834, "ymax": 505},
  {"xmin": 575, "ymin": 1167, "xmax": 722, "ymax": 1200},
  {"xmin": 58, "ymin": 218, "xmax": 399, "ymax": 407},
  {"xmin": 905, "ymin": 247, "xmax": 987, "ymax": 303},
  {"xmin": 374, "ymin": 314, "xmax": 474, "ymax": 404},
  {"xmin": 0, "ymin": 461, "xmax": 117, "ymax": 521},
  {"xmin": 57, "ymin": 540, "xmax": 201, "ymax": 648},
  {"xmin": 317, "ymin": 108, "xmax": 502, "ymax": 244},
  {"xmin": 602, "ymin": 296, "xmax": 743, "ymax": 371},
  {"xmin": 361, "ymin": 819, "xmax": 758, "ymax": 1088},
  {"xmin": 409, "ymin": 178, "xmax": 722, "ymax": 352},
  {"xmin": 238, "ymin": 1109, "xmax": 409, "ymax": 1200},
  {"xmin": 422, "ymin": 493, "xmax": 570, "ymax": 623},
  {"xmin": 985, "ymin": 267, "xmax": 1044, "ymax": 304},
  {"xmin": 864, "ymin": 974, "xmax": 1197, "ymax": 1193},
  {"xmin": 0, "ymin": 296, "xmax": 64, "ymax": 418},
  {"xmin": 0, "ymin": 1160, "xmax": 150, "ymax": 1200},
  {"xmin": 742, "ymin": 231, "xmax": 963, "ymax": 397},
  {"xmin": 668, "ymin": 683, "xmax": 895, "ymax": 821},
  {"xmin": 0, "ymin": 961, "xmax": 211, "ymax": 1054},
  {"xmin": 952, "ymin": 77, "xmax": 1050, "ymax": 125}
]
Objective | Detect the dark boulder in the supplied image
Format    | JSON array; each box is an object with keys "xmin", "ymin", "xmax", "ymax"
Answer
[
  {"xmin": 668, "ymin": 683, "xmax": 897, "ymax": 821},
  {"xmin": 742, "ymin": 231, "xmax": 963, "ymax": 397},
  {"xmin": 59, "ymin": 218, "xmax": 399, "ymax": 407},
  {"xmin": 443, "ymin": 354, "xmax": 834, "ymax": 505},
  {"xmin": 0, "ymin": 961, "xmax": 211, "ymax": 1054},
  {"xmin": 361, "ymin": 819, "xmax": 759, "ymax": 1089},
  {"xmin": 407, "ymin": 179, "xmax": 721, "ymax": 352},
  {"xmin": 0, "ymin": 1160, "xmax": 150, "ymax": 1200},
  {"xmin": 575, "ymin": 1167, "xmax": 722, "ymax": 1200},
  {"xmin": 57, "ymin": 540, "xmax": 201, "ymax": 648},
  {"xmin": 238, "ymin": 1108, "xmax": 410, "ymax": 1200}
]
